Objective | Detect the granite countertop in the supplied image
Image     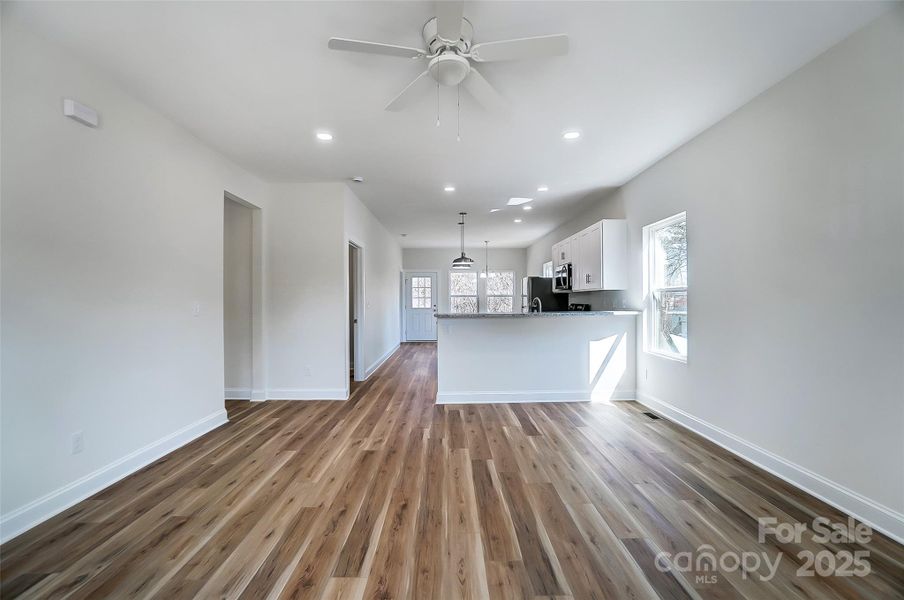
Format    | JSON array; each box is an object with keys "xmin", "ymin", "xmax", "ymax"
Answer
[{"xmin": 434, "ymin": 310, "xmax": 640, "ymax": 319}]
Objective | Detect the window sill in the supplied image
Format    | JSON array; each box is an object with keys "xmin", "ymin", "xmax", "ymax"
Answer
[{"xmin": 644, "ymin": 350, "xmax": 687, "ymax": 364}]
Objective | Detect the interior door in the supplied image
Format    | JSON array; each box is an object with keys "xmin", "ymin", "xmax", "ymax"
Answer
[{"xmin": 405, "ymin": 272, "xmax": 437, "ymax": 341}]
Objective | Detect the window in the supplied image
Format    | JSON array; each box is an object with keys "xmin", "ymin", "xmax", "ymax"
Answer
[
  {"xmin": 410, "ymin": 276, "xmax": 432, "ymax": 309},
  {"xmin": 485, "ymin": 270, "xmax": 515, "ymax": 313},
  {"xmin": 542, "ymin": 261, "xmax": 553, "ymax": 278},
  {"xmin": 449, "ymin": 272, "xmax": 478, "ymax": 313},
  {"xmin": 644, "ymin": 212, "xmax": 687, "ymax": 360}
]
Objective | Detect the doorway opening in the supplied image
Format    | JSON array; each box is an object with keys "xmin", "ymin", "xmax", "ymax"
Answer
[
  {"xmin": 348, "ymin": 242, "xmax": 364, "ymax": 383},
  {"xmin": 223, "ymin": 192, "xmax": 263, "ymax": 404},
  {"xmin": 403, "ymin": 271, "xmax": 438, "ymax": 341}
]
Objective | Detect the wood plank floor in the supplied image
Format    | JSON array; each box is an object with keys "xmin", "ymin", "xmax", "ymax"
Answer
[{"xmin": 2, "ymin": 342, "xmax": 902, "ymax": 599}]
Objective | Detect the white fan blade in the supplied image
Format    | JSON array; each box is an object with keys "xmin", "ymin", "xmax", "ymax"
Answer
[
  {"xmin": 470, "ymin": 34, "xmax": 569, "ymax": 62},
  {"xmin": 461, "ymin": 68, "xmax": 508, "ymax": 113},
  {"xmin": 328, "ymin": 37, "xmax": 425, "ymax": 59},
  {"xmin": 385, "ymin": 71, "xmax": 434, "ymax": 111},
  {"xmin": 435, "ymin": 0, "xmax": 464, "ymax": 42}
]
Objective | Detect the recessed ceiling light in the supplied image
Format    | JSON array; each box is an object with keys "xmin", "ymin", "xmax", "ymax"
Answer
[
  {"xmin": 523, "ymin": 206, "xmax": 533, "ymax": 211},
  {"xmin": 514, "ymin": 218, "xmax": 523, "ymax": 223},
  {"xmin": 444, "ymin": 185, "xmax": 455, "ymax": 192},
  {"xmin": 562, "ymin": 130, "xmax": 581, "ymax": 140},
  {"xmin": 507, "ymin": 197, "xmax": 532, "ymax": 206},
  {"xmin": 537, "ymin": 186, "xmax": 549, "ymax": 192},
  {"xmin": 351, "ymin": 176, "xmax": 364, "ymax": 183},
  {"xmin": 316, "ymin": 131, "xmax": 333, "ymax": 141},
  {"xmin": 490, "ymin": 208, "xmax": 501, "ymax": 213}
]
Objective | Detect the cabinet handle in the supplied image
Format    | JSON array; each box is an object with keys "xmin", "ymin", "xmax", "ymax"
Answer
[{"xmin": 586, "ymin": 274, "xmax": 591, "ymax": 284}]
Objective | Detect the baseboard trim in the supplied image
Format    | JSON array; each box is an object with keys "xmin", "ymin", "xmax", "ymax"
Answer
[
  {"xmin": 636, "ymin": 392, "xmax": 904, "ymax": 545},
  {"xmin": 364, "ymin": 344, "xmax": 399, "ymax": 379},
  {"xmin": 266, "ymin": 388, "xmax": 348, "ymax": 401},
  {"xmin": 437, "ymin": 389, "xmax": 635, "ymax": 404},
  {"xmin": 225, "ymin": 387, "xmax": 251, "ymax": 400},
  {"xmin": 0, "ymin": 409, "xmax": 228, "ymax": 544}
]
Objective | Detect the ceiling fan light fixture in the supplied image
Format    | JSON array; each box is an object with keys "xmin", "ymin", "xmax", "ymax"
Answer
[
  {"xmin": 327, "ymin": 3, "xmax": 569, "ymax": 115},
  {"xmin": 428, "ymin": 53, "xmax": 471, "ymax": 86}
]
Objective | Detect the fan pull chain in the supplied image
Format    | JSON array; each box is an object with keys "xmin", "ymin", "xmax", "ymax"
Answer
[
  {"xmin": 436, "ymin": 83, "xmax": 440, "ymax": 127},
  {"xmin": 457, "ymin": 85, "xmax": 461, "ymax": 142}
]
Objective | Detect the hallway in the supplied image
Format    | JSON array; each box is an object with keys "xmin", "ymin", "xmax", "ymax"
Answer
[{"xmin": 2, "ymin": 343, "xmax": 902, "ymax": 599}]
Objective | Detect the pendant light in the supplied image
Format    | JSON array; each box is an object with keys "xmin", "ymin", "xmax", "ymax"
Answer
[
  {"xmin": 451, "ymin": 212, "xmax": 474, "ymax": 270},
  {"xmin": 480, "ymin": 241, "xmax": 489, "ymax": 278}
]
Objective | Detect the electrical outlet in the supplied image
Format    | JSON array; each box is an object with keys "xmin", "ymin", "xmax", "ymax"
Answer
[
  {"xmin": 192, "ymin": 302, "xmax": 202, "ymax": 317},
  {"xmin": 71, "ymin": 431, "xmax": 84, "ymax": 455}
]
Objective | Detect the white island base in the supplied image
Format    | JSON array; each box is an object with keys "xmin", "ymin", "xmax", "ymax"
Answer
[{"xmin": 435, "ymin": 312, "xmax": 638, "ymax": 404}]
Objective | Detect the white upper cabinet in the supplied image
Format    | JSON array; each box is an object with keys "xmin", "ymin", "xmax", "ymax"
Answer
[
  {"xmin": 554, "ymin": 219, "xmax": 627, "ymax": 291},
  {"xmin": 551, "ymin": 237, "xmax": 574, "ymax": 268}
]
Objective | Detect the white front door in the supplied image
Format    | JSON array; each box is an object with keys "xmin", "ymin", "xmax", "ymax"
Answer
[{"xmin": 405, "ymin": 272, "xmax": 437, "ymax": 341}]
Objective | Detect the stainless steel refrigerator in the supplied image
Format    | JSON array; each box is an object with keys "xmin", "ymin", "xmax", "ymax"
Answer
[{"xmin": 521, "ymin": 277, "xmax": 569, "ymax": 313}]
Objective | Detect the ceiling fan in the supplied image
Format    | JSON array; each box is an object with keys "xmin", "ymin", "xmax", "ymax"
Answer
[{"xmin": 327, "ymin": 0, "xmax": 569, "ymax": 112}]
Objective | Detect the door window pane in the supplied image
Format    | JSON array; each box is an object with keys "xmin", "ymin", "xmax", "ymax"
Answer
[{"xmin": 411, "ymin": 276, "xmax": 432, "ymax": 309}]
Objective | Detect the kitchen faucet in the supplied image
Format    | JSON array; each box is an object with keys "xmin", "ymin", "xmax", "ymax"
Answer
[{"xmin": 530, "ymin": 297, "xmax": 542, "ymax": 313}]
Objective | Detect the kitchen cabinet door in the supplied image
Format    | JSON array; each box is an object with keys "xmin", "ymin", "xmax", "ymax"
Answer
[
  {"xmin": 561, "ymin": 236, "xmax": 574, "ymax": 264},
  {"xmin": 578, "ymin": 223, "xmax": 603, "ymax": 290}
]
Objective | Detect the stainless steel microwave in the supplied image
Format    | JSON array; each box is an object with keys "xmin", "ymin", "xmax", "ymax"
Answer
[{"xmin": 553, "ymin": 263, "xmax": 572, "ymax": 292}]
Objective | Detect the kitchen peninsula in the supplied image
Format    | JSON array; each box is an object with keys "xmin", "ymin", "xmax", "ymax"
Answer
[{"xmin": 435, "ymin": 310, "xmax": 639, "ymax": 404}]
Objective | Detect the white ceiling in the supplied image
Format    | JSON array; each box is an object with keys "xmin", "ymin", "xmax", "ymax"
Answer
[{"xmin": 7, "ymin": 1, "xmax": 891, "ymax": 247}]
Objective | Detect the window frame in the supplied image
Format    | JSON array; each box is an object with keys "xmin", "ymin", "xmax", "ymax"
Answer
[
  {"xmin": 643, "ymin": 212, "xmax": 688, "ymax": 363},
  {"xmin": 484, "ymin": 270, "xmax": 516, "ymax": 314},
  {"xmin": 449, "ymin": 271, "xmax": 479, "ymax": 314}
]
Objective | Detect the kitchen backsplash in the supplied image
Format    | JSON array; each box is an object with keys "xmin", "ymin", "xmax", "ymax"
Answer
[{"xmin": 568, "ymin": 289, "xmax": 633, "ymax": 311}]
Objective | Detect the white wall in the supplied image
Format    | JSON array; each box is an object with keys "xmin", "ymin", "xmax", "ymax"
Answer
[
  {"xmin": 264, "ymin": 182, "xmax": 347, "ymax": 399},
  {"xmin": 344, "ymin": 188, "xmax": 403, "ymax": 377},
  {"xmin": 224, "ymin": 198, "xmax": 253, "ymax": 395},
  {"xmin": 0, "ymin": 17, "xmax": 274, "ymax": 538},
  {"xmin": 528, "ymin": 9, "xmax": 904, "ymax": 538},
  {"xmin": 0, "ymin": 18, "xmax": 404, "ymax": 539},
  {"xmin": 403, "ymin": 247, "xmax": 527, "ymax": 313},
  {"xmin": 262, "ymin": 183, "xmax": 402, "ymax": 397}
]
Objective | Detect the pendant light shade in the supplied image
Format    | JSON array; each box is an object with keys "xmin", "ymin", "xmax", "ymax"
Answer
[{"xmin": 451, "ymin": 212, "xmax": 474, "ymax": 270}]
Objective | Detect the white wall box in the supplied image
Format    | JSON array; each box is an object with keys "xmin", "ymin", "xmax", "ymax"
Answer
[{"xmin": 62, "ymin": 98, "xmax": 98, "ymax": 127}]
